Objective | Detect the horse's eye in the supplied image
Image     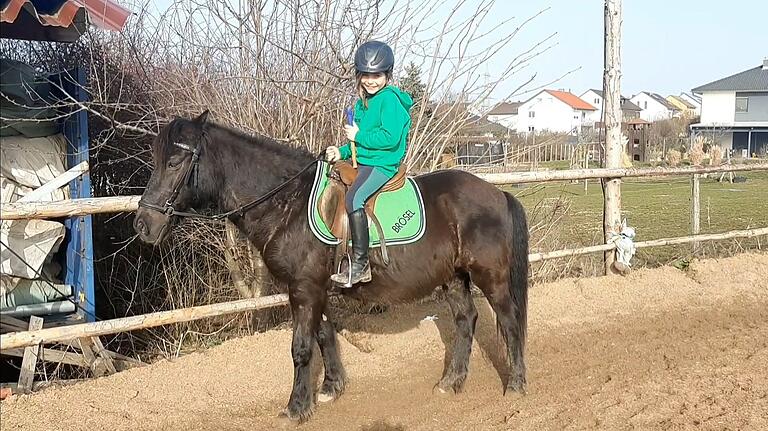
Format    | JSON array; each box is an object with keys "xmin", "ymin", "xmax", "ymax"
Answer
[{"xmin": 168, "ymin": 157, "xmax": 184, "ymax": 169}]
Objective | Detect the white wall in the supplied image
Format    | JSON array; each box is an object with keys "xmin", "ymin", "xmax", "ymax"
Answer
[
  {"xmin": 580, "ymin": 90, "xmax": 603, "ymax": 124},
  {"xmin": 487, "ymin": 114, "xmax": 518, "ymax": 131},
  {"xmin": 516, "ymin": 92, "xmax": 585, "ymax": 134},
  {"xmin": 630, "ymin": 93, "xmax": 673, "ymax": 121},
  {"xmin": 699, "ymin": 91, "xmax": 735, "ymax": 125}
]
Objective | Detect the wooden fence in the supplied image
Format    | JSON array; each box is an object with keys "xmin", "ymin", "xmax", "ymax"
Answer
[{"xmin": 2, "ymin": 162, "xmax": 767, "ymax": 351}]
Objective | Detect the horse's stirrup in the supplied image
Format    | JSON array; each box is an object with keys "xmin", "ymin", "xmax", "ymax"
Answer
[{"xmin": 333, "ymin": 253, "xmax": 354, "ymax": 288}]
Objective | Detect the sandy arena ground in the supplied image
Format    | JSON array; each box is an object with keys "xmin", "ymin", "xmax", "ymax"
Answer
[{"xmin": 1, "ymin": 253, "xmax": 767, "ymax": 430}]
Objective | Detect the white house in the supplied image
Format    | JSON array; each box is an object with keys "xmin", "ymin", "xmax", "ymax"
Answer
[
  {"xmin": 678, "ymin": 92, "xmax": 702, "ymax": 116},
  {"xmin": 486, "ymin": 102, "xmax": 521, "ymax": 131},
  {"xmin": 579, "ymin": 89, "xmax": 642, "ymax": 125},
  {"xmin": 515, "ymin": 89, "xmax": 596, "ymax": 135},
  {"xmin": 630, "ymin": 92, "xmax": 680, "ymax": 121},
  {"xmin": 690, "ymin": 58, "xmax": 768, "ymax": 157}
]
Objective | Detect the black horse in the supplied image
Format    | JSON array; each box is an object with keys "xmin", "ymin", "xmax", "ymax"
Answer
[{"xmin": 133, "ymin": 111, "xmax": 529, "ymax": 422}]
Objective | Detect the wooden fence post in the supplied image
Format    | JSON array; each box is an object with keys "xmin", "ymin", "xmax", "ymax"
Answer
[
  {"xmin": 692, "ymin": 173, "xmax": 701, "ymax": 251},
  {"xmin": 602, "ymin": 0, "xmax": 624, "ymax": 275},
  {"xmin": 17, "ymin": 316, "xmax": 44, "ymax": 393}
]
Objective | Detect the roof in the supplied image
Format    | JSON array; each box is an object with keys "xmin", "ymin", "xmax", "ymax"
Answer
[
  {"xmin": 487, "ymin": 102, "xmax": 521, "ymax": 115},
  {"xmin": 620, "ymin": 97, "xmax": 641, "ymax": 111},
  {"xmin": 585, "ymin": 89, "xmax": 604, "ymax": 98},
  {"xmin": 691, "ymin": 62, "xmax": 768, "ymax": 93},
  {"xmin": 0, "ymin": 0, "xmax": 131, "ymax": 42},
  {"xmin": 545, "ymin": 90, "xmax": 596, "ymax": 111},
  {"xmin": 581, "ymin": 90, "xmax": 640, "ymax": 112},
  {"xmin": 641, "ymin": 92, "xmax": 680, "ymax": 111},
  {"xmin": 667, "ymin": 95, "xmax": 696, "ymax": 109}
]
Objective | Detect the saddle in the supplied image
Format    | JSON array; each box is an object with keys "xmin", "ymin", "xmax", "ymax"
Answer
[{"xmin": 317, "ymin": 160, "xmax": 407, "ymax": 267}]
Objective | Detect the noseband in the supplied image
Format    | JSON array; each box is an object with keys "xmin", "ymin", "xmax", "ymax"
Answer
[{"xmin": 138, "ymin": 137, "xmax": 322, "ymax": 222}]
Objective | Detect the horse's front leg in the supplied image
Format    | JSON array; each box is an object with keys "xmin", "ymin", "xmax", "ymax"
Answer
[
  {"xmin": 317, "ymin": 307, "xmax": 347, "ymax": 403},
  {"xmin": 282, "ymin": 281, "xmax": 325, "ymax": 423}
]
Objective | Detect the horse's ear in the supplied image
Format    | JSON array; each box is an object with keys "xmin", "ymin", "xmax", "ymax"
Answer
[{"xmin": 195, "ymin": 110, "xmax": 211, "ymax": 124}]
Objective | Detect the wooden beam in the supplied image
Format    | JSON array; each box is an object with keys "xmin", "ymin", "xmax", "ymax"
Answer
[
  {"xmin": 2, "ymin": 164, "xmax": 767, "ymax": 221},
  {"xmin": 634, "ymin": 227, "xmax": 768, "ymax": 249},
  {"xmin": 2, "ymin": 346, "xmax": 89, "ymax": 368},
  {"xmin": 90, "ymin": 336, "xmax": 117, "ymax": 375},
  {"xmin": 602, "ymin": 0, "xmax": 624, "ymax": 274},
  {"xmin": 1, "ymin": 196, "xmax": 141, "ymax": 220},
  {"xmin": 0, "ymin": 294, "xmax": 290, "ymax": 350},
  {"xmin": 528, "ymin": 227, "xmax": 768, "ymax": 263},
  {"xmin": 17, "ymin": 161, "xmax": 88, "ymax": 203},
  {"xmin": 474, "ymin": 163, "xmax": 768, "ymax": 185},
  {"xmin": 529, "ymin": 243, "xmax": 615, "ymax": 263},
  {"xmin": 76, "ymin": 338, "xmax": 98, "ymax": 373},
  {"xmin": 17, "ymin": 316, "xmax": 43, "ymax": 393}
]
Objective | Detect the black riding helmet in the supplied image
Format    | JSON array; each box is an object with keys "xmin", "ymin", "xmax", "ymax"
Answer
[{"xmin": 354, "ymin": 40, "xmax": 394, "ymax": 74}]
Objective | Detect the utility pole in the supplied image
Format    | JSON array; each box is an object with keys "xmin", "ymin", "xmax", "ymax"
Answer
[{"xmin": 603, "ymin": 0, "xmax": 623, "ymax": 274}]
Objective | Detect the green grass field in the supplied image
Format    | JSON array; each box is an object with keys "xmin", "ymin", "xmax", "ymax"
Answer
[{"xmin": 503, "ymin": 168, "xmax": 767, "ymax": 274}]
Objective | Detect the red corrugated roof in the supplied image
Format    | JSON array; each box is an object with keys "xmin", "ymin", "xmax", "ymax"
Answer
[
  {"xmin": 546, "ymin": 90, "xmax": 597, "ymax": 111},
  {"xmin": 1, "ymin": 0, "xmax": 130, "ymax": 32}
]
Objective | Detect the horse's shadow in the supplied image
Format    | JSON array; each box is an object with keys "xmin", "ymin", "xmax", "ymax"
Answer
[{"xmin": 328, "ymin": 293, "xmax": 510, "ymax": 391}]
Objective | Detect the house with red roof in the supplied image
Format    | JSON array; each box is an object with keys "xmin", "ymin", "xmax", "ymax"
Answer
[{"xmin": 514, "ymin": 89, "xmax": 597, "ymax": 135}]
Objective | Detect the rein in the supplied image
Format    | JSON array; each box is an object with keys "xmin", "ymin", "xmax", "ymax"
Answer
[{"xmin": 138, "ymin": 138, "xmax": 322, "ymax": 221}]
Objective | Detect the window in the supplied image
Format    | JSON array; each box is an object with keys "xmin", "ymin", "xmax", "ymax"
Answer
[
  {"xmin": 529, "ymin": 111, "xmax": 535, "ymax": 118},
  {"xmin": 574, "ymin": 115, "xmax": 579, "ymax": 120},
  {"xmin": 644, "ymin": 101, "xmax": 648, "ymax": 109},
  {"xmin": 736, "ymin": 97, "xmax": 749, "ymax": 112},
  {"xmin": 594, "ymin": 98, "xmax": 600, "ymax": 104},
  {"xmin": 528, "ymin": 126, "xmax": 535, "ymax": 132}
]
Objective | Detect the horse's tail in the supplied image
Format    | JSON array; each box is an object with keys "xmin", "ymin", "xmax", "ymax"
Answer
[{"xmin": 504, "ymin": 192, "xmax": 529, "ymax": 348}]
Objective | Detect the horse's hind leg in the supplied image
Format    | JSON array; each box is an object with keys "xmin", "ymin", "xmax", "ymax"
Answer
[
  {"xmin": 437, "ymin": 275, "xmax": 478, "ymax": 394},
  {"xmin": 316, "ymin": 309, "xmax": 347, "ymax": 403},
  {"xmin": 471, "ymin": 266, "xmax": 526, "ymax": 394}
]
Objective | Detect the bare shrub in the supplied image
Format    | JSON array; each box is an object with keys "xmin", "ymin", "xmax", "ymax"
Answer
[
  {"xmin": 709, "ymin": 145, "xmax": 723, "ymax": 165},
  {"xmin": 667, "ymin": 149, "xmax": 682, "ymax": 167},
  {"xmin": 689, "ymin": 136, "xmax": 705, "ymax": 166}
]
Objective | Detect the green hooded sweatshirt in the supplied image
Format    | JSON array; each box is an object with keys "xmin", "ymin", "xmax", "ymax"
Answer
[{"xmin": 339, "ymin": 85, "xmax": 413, "ymax": 177}]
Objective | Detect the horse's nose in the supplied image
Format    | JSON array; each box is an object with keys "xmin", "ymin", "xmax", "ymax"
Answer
[{"xmin": 134, "ymin": 216, "xmax": 149, "ymax": 237}]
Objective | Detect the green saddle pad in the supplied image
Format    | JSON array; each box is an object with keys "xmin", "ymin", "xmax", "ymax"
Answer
[{"xmin": 308, "ymin": 161, "xmax": 426, "ymax": 246}]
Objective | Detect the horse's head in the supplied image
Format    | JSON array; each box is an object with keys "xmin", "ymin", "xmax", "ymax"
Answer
[{"xmin": 134, "ymin": 110, "xmax": 211, "ymax": 245}]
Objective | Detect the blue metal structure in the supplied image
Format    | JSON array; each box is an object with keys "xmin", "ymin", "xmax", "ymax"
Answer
[{"xmin": 49, "ymin": 68, "xmax": 96, "ymax": 322}]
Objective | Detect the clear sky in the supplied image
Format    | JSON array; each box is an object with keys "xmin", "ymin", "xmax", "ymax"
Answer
[
  {"xmin": 147, "ymin": 0, "xmax": 767, "ymax": 100},
  {"xmin": 481, "ymin": 0, "xmax": 768, "ymax": 100}
]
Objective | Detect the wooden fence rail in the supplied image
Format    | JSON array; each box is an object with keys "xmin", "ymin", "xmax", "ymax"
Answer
[
  {"xmin": 3, "ymin": 164, "xmax": 767, "ymax": 221},
  {"xmin": 2, "ymin": 227, "xmax": 766, "ymax": 350},
  {"xmin": 0, "ymin": 294, "xmax": 289, "ymax": 350}
]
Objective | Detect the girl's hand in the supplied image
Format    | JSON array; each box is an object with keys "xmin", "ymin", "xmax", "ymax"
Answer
[
  {"xmin": 344, "ymin": 123, "xmax": 359, "ymax": 142},
  {"xmin": 325, "ymin": 146, "xmax": 341, "ymax": 163}
]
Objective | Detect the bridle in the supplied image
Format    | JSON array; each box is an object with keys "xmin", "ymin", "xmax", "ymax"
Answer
[
  {"xmin": 138, "ymin": 141, "xmax": 205, "ymax": 218},
  {"xmin": 138, "ymin": 137, "xmax": 321, "ymax": 223}
]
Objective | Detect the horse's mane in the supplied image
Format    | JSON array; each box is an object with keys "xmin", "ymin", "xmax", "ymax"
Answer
[
  {"xmin": 155, "ymin": 116, "xmax": 317, "ymax": 163},
  {"xmin": 210, "ymin": 122, "xmax": 316, "ymax": 161}
]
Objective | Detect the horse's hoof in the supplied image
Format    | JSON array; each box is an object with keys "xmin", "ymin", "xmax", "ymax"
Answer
[
  {"xmin": 435, "ymin": 374, "xmax": 466, "ymax": 395},
  {"xmin": 277, "ymin": 406, "xmax": 313, "ymax": 424},
  {"xmin": 317, "ymin": 392, "xmax": 335, "ymax": 403},
  {"xmin": 432, "ymin": 385, "xmax": 450, "ymax": 395},
  {"xmin": 505, "ymin": 380, "xmax": 527, "ymax": 396}
]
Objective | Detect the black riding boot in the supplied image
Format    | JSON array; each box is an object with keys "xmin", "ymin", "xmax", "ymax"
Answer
[{"xmin": 331, "ymin": 208, "xmax": 372, "ymax": 287}]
